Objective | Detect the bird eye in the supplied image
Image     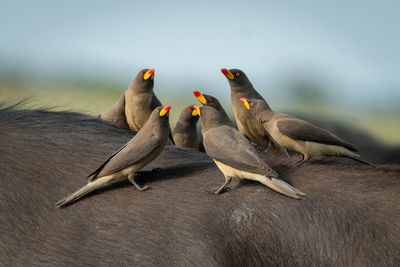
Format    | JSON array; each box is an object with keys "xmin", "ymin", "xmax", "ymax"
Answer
[
  {"xmin": 139, "ymin": 72, "xmax": 143, "ymax": 76},
  {"xmin": 201, "ymin": 110, "xmax": 205, "ymax": 114},
  {"xmin": 235, "ymin": 72, "xmax": 240, "ymax": 77},
  {"xmin": 187, "ymin": 108, "xmax": 192, "ymax": 112},
  {"xmin": 251, "ymin": 103, "xmax": 253, "ymax": 106},
  {"xmin": 208, "ymin": 98, "xmax": 213, "ymax": 102},
  {"xmin": 156, "ymin": 109, "xmax": 159, "ymax": 113}
]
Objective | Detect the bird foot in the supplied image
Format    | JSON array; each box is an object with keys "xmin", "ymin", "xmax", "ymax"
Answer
[{"xmin": 206, "ymin": 187, "xmax": 230, "ymax": 195}]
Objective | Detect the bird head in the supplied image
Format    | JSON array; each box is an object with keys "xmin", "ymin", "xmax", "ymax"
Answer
[
  {"xmin": 157, "ymin": 105, "xmax": 171, "ymax": 117},
  {"xmin": 240, "ymin": 98, "xmax": 269, "ymax": 116},
  {"xmin": 220, "ymin": 68, "xmax": 251, "ymax": 88},
  {"xmin": 131, "ymin": 68, "xmax": 155, "ymax": 91},
  {"xmin": 178, "ymin": 104, "xmax": 200, "ymax": 123},
  {"xmin": 193, "ymin": 91, "xmax": 223, "ymax": 111}
]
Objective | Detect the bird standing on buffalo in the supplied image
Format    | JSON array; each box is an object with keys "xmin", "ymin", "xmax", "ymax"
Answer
[
  {"xmin": 172, "ymin": 105, "xmax": 201, "ymax": 150},
  {"xmin": 240, "ymin": 98, "xmax": 374, "ymax": 166},
  {"xmin": 125, "ymin": 68, "xmax": 174, "ymax": 144},
  {"xmin": 194, "ymin": 105, "xmax": 305, "ymax": 199},
  {"xmin": 98, "ymin": 94, "xmax": 130, "ymax": 130},
  {"xmin": 220, "ymin": 68, "xmax": 284, "ymax": 153},
  {"xmin": 56, "ymin": 105, "xmax": 172, "ymax": 208},
  {"xmin": 193, "ymin": 90, "xmax": 234, "ymax": 127}
]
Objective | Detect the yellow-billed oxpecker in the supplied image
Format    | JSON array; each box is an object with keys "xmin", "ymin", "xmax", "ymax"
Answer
[
  {"xmin": 56, "ymin": 105, "xmax": 172, "ymax": 207},
  {"xmin": 194, "ymin": 105, "xmax": 305, "ymax": 199},
  {"xmin": 125, "ymin": 68, "xmax": 174, "ymax": 144},
  {"xmin": 241, "ymin": 98, "xmax": 374, "ymax": 166},
  {"xmin": 172, "ymin": 104, "xmax": 201, "ymax": 150},
  {"xmin": 221, "ymin": 68, "xmax": 286, "ymax": 154}
]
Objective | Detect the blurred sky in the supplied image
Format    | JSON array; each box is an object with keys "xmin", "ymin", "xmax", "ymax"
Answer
[{"xmin": 1, "ymin": 0, "xmax": 400, "ymax": 109}]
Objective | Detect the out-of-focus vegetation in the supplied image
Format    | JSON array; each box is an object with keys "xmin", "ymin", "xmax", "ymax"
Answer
[{"xmin": 1, "ymin": 77, "xmax": 399, "ymax": 145}]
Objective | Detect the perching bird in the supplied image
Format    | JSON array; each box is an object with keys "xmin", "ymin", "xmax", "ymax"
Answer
[
  {"xmin": 124, "ymin": 68, "xmax": 174, "ymax": 144},
  {"xmin": 241, "ymin": 98, "xmax": 374, "ymax": 166},
  {"xmin": 98, "ymin": 94, "xmax": 130, "ymax": 130},
  {"xmin": 194, "ymin": 105, "xmax": 305, "ymax": 199},
  {"xmin": 56, "ymin": 105, "xmax": 172, "ymax": 208},
  {"xmin": 220, "ymin": 68, "xmax": 278, "ymax": 151},
  {"xmin": 193, "ymin": 90, "xmax": 234, "ymax": 127},
  {"xmin": 172, "ymin": 105, "xmax": 201, "ymax": 150}
]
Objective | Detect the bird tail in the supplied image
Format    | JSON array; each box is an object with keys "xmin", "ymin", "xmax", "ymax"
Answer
[
  {"xmin": 345, "ymin": 152, "xmax": 375, "ymax": 166},
  {"xmin": 256, "ymin": 176, "xmax": 305, "ymax": 199},
  {"xmin": 56, "ymin": 175, "xmax": 116, "ymax": 208}
]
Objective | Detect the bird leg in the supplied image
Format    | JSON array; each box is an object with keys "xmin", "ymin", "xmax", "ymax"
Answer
[
  {"xmin": 265, "ymin": 142, "xmax": 272, "ymax": 153},
  {"xmin": 292, "ymin": 155, "xmax": 308, "ymax": 167},
  {"xmin": 128, "ymin": 172, "xmax": 151, "ymax": 192},
  {"xmin": 207, "ymin": 176, "xmax": 232, "ymax": 195},
  {"xmin": 281, "ymin": 147, "xmax": 290, "ymax": 157}
]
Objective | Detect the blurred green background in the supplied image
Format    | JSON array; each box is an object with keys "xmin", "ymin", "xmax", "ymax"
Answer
[{"xmin": 1, "ymin": 1, "xmax": 399, "ymax": 144}]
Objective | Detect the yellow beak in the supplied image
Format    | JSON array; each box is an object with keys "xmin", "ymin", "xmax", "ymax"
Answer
[
  {"xmin": 221, "ymin": 68, "xmax": 234, "ymax": 80},
  {"xmin": 159, "ymin": 105, "xmax": 171, "ymax": 117},
  {"xmin": 193, "ymin": 91, "xmax": 207, "ymax": 104},
  {"xmin": 144, "ymin": 68, "xmax": 155, "ymax": 80},
  {"xmin": 192, "ymin": 108, "xmax": 199, "ymax": 116},
  {"xmin": 240, "ymin": 98, "xmax": 250, "ymax": 110},
  {"xmin": 193, "ymin": 105, "xmax": 202, "ymax": 116}
]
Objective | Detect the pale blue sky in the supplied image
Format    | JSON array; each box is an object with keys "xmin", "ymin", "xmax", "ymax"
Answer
[{"xmin": 1, "ymin": 0, "xmax": 399, "ymax": 108}]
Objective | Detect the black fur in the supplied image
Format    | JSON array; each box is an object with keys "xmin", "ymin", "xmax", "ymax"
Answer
[{"xmin": 0, "ymin": 103, "xmax": 399, "ymax": 266}]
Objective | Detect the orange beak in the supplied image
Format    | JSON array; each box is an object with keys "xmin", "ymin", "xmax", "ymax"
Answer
[
  {"xmin": 144, "ymin": 68, "xmax": 155, "ymax": 80},
  {"xmin": 193, "ymin": 90, "xmax": 207, "ymax": 104},
  {"xmin": 159, "ymin": 105, "xmax": 171, "ymax": 117},
  {"xmin": 221, "ymin": 68, "xmax": 234, "ymax": 80},
  {"xmin": 240, "ymin": 98, "xmax": 250, "ymax": 110}
]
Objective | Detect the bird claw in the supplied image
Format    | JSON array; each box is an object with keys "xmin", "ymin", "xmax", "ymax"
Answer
[{"xmin": 206, "ymin": 187, "xmax": 230, "ymax": 195}]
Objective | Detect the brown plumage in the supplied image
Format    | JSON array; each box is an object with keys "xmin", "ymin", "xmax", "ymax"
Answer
[
  {"xmin": 242, "ymin": 98, "xmax": 374, "ymax": 165},
  {"xmin": 220, "ymin": 68, "xmax": 286, "ymax": 155},
  {"xmin": 124, "ymin": 68, "xmax": 174, "ymax": 144},
  {"xmin": 172, "ymin": 105, "xmax": 200, "ymax": 150},
  {"xmin": 56, "ymin": 105, "xmax": 172, "ymax": 207},
  {"xmin": 196, "ymin": 105, "xmax": 305, "ymax": 199},
  {"xmin": 98, "ymin": 94, "xmax": 130, "ymax": 130}
]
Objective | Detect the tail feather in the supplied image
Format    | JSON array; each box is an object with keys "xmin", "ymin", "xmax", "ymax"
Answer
[
  {"xmin": 255, "ymin": 176, "xmax": 304, "ymax": 199},
  {"xmin": 56, "ymin": 182, "xmax": 98, "ymax": 208},
  {"xmin": 278, "ymin": 179, "xmax": 306, "ymax": 196},
  {"xmin": 347, "ymin": 153, "xmax": 375, "ymax": 166}
]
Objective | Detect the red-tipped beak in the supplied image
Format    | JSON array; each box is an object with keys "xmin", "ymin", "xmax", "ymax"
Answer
[
  {"xmin": 159, "ymin": 105, "xmax": 171, "ymax": 117},
  {"xmin": 144, "ymin": 68, "xmax": 155, "ymax": 80},
  {"xmin": 221, "ymin": 68, "xmax": 234, "ymax": 80},
  {"xmin": 193, "ymin": 90, "xmax": 207, "ymax": 104},
  {"xmin": 240, "ymin": 98, "xmax": 250, "ymax": 110}
]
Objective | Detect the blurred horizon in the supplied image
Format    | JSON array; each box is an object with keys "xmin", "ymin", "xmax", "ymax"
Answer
[{"xmin": 1, "ymin": 0, "xmax": 399, "ymax": 144}]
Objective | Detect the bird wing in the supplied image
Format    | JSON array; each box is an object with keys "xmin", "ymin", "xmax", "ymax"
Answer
[
  {"xmin": 277, "ymin": 118, "xmax": 357, "ymax": 151},
  {"xmin": 87, "ymin": 134, "xmax": 160, "ymax": 181},
  {"xmin": 203, "ymin": 126, "xmax": 277, "ymax": 177}
]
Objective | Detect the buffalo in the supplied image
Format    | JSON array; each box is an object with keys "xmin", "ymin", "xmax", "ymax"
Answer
[{"xmin": 0, "ymin": 103, "xmax": 399, "ymax": 266}]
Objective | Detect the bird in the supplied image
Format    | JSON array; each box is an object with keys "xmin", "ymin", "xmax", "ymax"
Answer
[
  {"xmin": 172, "ymin": 104, "xmax": 201, "ymax": 150},
  {"xmin": 56, "ymin": 105, "xmax": 172, "ymax": 208},
  {"xmin": 193, "ymin": 90, "xmax": 234, "ymax": 127},
  {"xmin": 220, "ymin": 68, "xmax": 288, "ymax": 155},
  {"xmin": 124, "ymin": 68, "xmax": 175, "ymax": 144},
  {"xmin": 194, "ymin": 105, "xmax": 305, "ymax": 199},
  {"xmin": 240, "ymin": 98, "xmax": 374, "ymax": 166},
  {"xmin": 98, "ymin": 94, "xmax": 130, "ymax": 130}
]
